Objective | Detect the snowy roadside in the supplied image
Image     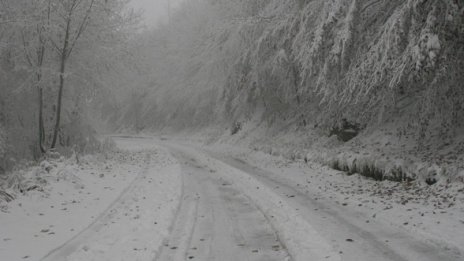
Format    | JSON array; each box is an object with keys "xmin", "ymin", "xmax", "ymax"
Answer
[
  {"xmin": 0, "ymin": 138, "xmax": 182, "ymax": 261},
  {"xmin": 198, "ymin": 142, "xmax": 464, "ymax": 256}
]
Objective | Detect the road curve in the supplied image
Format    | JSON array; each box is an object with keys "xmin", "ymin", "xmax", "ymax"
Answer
[
  {"xmin": 199, "ymin": 148, "xmax": 463, "ymax": 261},
  {"xmin": 161, "ymin": 141, "xmax": 463, "ymax": 261}
]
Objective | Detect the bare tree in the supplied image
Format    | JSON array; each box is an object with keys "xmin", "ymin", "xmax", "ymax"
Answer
[
  {"xmin": 49, "ymin": 0, "xmax": 95, "ymax": 149},
  {"xmin": 19, "ymin": 0, "xmax": 52, "ymax": 153}
]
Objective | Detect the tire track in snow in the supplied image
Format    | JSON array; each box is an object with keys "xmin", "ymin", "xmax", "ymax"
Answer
[
  {"xmin": 40, "ymin": 145, "xmax": 183, "ymax": 261},
  {"xmin": 155, "ymin": 148, "xmax": 291, "ymax": 261},
  {"xmin": 213, "ymin": 154, "xmax": 463, "ymax": 261},
  {"xmin": 161, "ymin": 144, "xmax": 336, "ymax": 261},
  {"xmin": 40, "ymin": 163, "xmax": 150, "ymax": 261}
]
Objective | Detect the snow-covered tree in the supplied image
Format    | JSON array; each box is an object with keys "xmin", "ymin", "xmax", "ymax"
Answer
[
  {"xmin": 0, "ymin": 0, "xmax": 138, "ymax": 168},
  {"xmin": 113, "ymin": 0, "xmax": 463, "ymax": 146}
]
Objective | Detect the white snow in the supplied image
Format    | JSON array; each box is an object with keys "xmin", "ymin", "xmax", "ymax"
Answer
[
  {"xmin": 193, "ymin": 140, "xmax": 464, "ymax": 257},
  {"xmin": 165, "ymin": 142, "xmax": 340, "ymax": 261},
  {"xmin": 2, "ymin": 135, "xmax": 463, "ymax": 260},
  {"xmin": 0, "ymin": 138, "xmax": 182, "ymax": 261}
]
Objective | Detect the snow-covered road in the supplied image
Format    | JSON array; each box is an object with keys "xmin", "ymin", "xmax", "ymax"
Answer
[
  {"xmin": 2, "ymin": 136, "xmax": 463, "ymax": 261},
  {"xmin": 155, "ymin": 147, "xmax": 290, "ymax": 261},
  {"xmin": 159, "ymin": 140, "xmax": 463, "ymax": 261},
  {"xmin": 202, "ymin": 155, "xmax": 461, "ymax": 261}
]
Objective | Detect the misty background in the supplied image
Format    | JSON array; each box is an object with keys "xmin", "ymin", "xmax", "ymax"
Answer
[{"xmin": 129, "ymin": 0, "xmax": 182, "ymax": 27}]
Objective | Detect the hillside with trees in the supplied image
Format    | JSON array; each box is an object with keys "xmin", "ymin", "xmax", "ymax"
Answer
[{"xmin": 102, "ymin": 0, "xmax": 464, "ymax": 181}]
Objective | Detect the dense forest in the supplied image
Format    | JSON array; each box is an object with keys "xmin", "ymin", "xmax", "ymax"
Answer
[
  {"xmin": 1, "ymin": 0, "xmax": 464, "ymax": 177},
  {"xmin": 107, "ymin": 0, "xmax": 464, "ymax": 139},
  {"xmin": 105, "ymin": 0, "xmax": 464, "ymax": 179}
]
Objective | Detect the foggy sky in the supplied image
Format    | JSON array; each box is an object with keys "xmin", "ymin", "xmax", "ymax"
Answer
[{"xmin": 129, "ymin": 0, "xmax": 180, "ymax": 28}]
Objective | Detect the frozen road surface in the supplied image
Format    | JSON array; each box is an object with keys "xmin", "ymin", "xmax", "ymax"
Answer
[{"xmin": 2, "ymin": 137, "xmax": 462, "ymax": 261}]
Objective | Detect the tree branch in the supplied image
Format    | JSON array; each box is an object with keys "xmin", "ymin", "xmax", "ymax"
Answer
[
  {"xmin": 68, "ymin": 0, "xmax": 95, "ymax": 55},
  {"xmin": 20, "ymin": 31, "xmax": 34, "ymax": 67},
  {"xmin": 49, "ymin": 38, "xmax": 63, "ymax": 56}
]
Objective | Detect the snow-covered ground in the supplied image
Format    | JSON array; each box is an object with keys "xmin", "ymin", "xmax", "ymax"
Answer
[
  {"xmin": 1, "ymin": 135, "xmax": 463, "ymax": 261},
  {"xmin": 158, "ymin": 134, "xmax": 464, "ymax": 260},
  {"xmin": 0, "ymin": 138, "xmax": 182, "ymax": 261},
  {"xmin": 195, "ymin": 141, "xmax": 464, "ymax": 260}
]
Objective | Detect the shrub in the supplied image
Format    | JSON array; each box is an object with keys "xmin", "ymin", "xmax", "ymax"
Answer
[
  {"xmin": 330, "ymin": 156, "xmax": 418, "ymax": 182},
  {"xmin": 360, "ymin": 164, "xmax": 384, "ymax": 181},
  {"xmin": 388, "ymin": 167, "xmax": 414, "ymax": 183},
  {"xmin": 331, "ymin": 159, "xmax": 341, "ymax": 171},
  {"xmin": 231, "ymin": 121, "xmax": 242, "ymax": 135}
]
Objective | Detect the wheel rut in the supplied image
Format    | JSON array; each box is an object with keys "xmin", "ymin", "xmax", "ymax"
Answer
[
  {"xmin": 209, "ymin": 154, "xmax": 463, "ymax": 261},
  {"xmin": 155, "ymin": 151, "xmax": 291, "ymax": 261}
]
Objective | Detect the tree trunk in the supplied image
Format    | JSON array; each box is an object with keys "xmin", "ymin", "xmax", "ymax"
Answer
[
  {"xmin": 51, "ymin": 58, "xmax": 66, "ymax": 148},
  {"xmin": 37, "ymin": 0, "xmax": 51, "ymax": 154},
  {"xmin": 51, "ymin": 17, "xmax": 71, "ymax": 149},
  {"xmin": 37, "ymin": 78, "xmax": 45, "ymax": 153}
]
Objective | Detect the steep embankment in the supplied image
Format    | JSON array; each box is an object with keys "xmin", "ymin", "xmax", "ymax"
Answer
[
  {"xmin": 116, "ymin": 0, "xmax": 464, "ymax": 181},
  {"xmin": 137, "ymin": 0, "xmax": 463, "ymax": 129}
]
